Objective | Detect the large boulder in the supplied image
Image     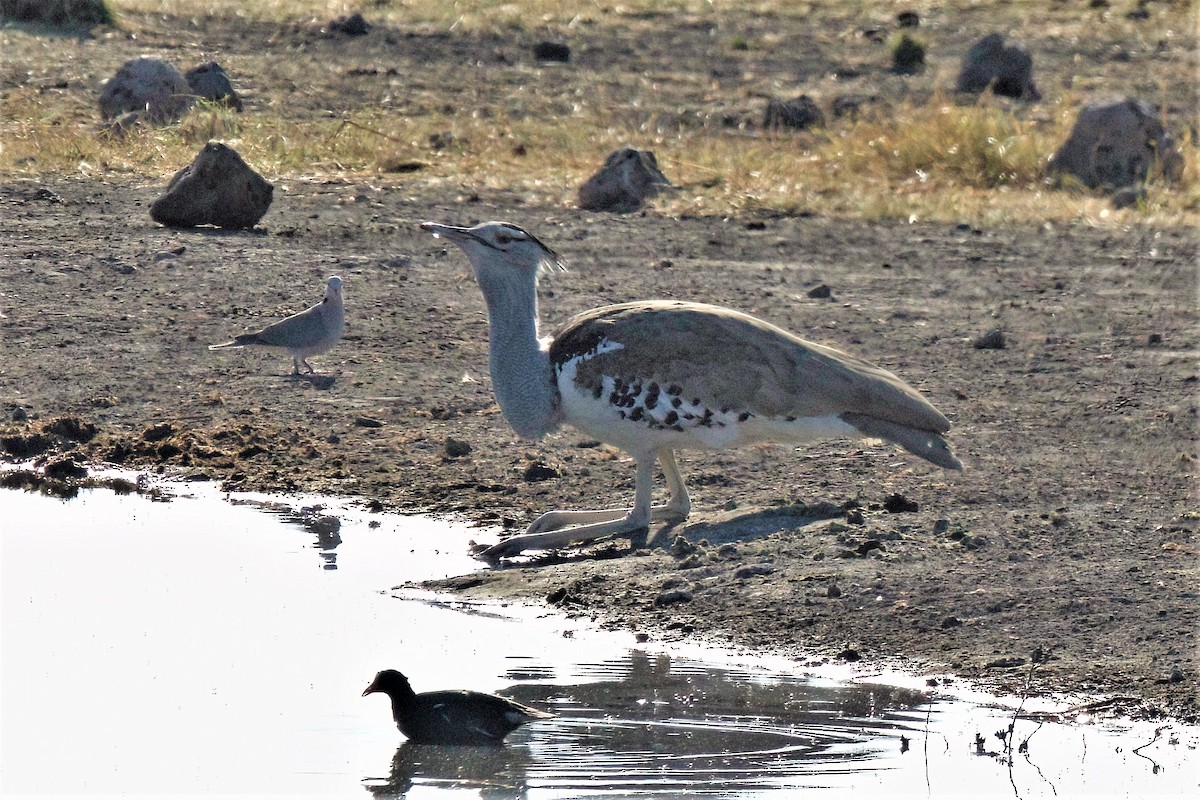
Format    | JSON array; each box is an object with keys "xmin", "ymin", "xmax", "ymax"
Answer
[
  {"xmin": 1047, "ymin": 97, "xmax": 1184, "ymax": 192},
  {"xmin": 955, "ymin": 33, "xmax": 1040, "ymax": 100},
  {"xmin": 578, "ymin": 148, "xmax": 673, "ymax": 213},
  {"xmin": 150, "ymin": 142, "xmax": 273, "ymax": 230},
  {"xmin": 99, "ymin": 57, "xmax": 194, "ymax": 124},
  {"xmin": 184, "ymin": 62, "xmax": 244, "ymax": 111}
]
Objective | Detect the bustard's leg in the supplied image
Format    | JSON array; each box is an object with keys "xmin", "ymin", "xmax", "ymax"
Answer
[
  {"xmin": 480, "ymin": 449, "xmax": 691, "ymax": 558},
  {"xmin": 645, "ymin": 449, "xmax": 691, "ymax": 546}
]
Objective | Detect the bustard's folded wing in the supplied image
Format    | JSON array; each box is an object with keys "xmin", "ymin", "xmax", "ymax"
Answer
[{"xmin": 551, "ymin": 301, "xmax": 960, "ymax": 467}]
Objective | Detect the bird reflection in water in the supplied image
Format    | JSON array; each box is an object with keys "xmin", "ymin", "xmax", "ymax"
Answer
[{"xmin": 362, "ymin": 740, "xmax": 534, "ymax": 799}]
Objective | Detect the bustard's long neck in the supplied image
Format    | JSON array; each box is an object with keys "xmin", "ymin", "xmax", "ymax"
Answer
[{"xmin": 476, "ymin": 268, "xmax": 560, "ymax": 439}]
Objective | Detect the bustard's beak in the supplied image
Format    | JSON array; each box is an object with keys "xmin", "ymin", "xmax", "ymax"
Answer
[
  {"xmin": 362, "ymin": 679, "xmax": 380, "ymax": 697},
  {"xmin": 420, "ymin": 221, "xmax": 472, "ymax": 243}
]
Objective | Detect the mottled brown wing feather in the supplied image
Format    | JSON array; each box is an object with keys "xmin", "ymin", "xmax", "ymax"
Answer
[{"xmin": 550, "ymin": 301, "xmax": 950, "ymax": 433}]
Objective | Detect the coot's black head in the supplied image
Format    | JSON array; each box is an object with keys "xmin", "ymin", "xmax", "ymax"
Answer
[{"xmin": 362, "ymin": 669, "xmax": 413, "ymax": 697}]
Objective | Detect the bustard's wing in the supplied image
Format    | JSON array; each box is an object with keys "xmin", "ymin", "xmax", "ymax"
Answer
[{"xmin": 551, "ymin": 301, "xmax": 959, "ymax": 467}]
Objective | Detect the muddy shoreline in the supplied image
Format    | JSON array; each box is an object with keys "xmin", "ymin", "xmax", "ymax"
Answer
[
  {"xmin": 3, "ymin": 175, "xmax": 1196, "ymax": 722},
  {"xmin": 2, "ymin": 2, "xmax": 1197, "ymax": 722}
]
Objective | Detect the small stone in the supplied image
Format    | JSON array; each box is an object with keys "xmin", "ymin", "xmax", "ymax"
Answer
[
  {"xmin": 883, "ymin": 493, "xmax": 919, "ymax": 513},
  {"xmin": 1169, "ymin": 667, "xmax": 1185, "ymax": 683},
  {"xmin": 668, "ymin": 536, "xmax": 697, "ymax": 557},
  {"xmin": 329, "ymin": 12, "xmax": 370, "ymax": 36},
  {"xmin": 806, "ymin": 283, "xmax": 833, "ymax": 299},
  {"xmin": 837, "ymin": 648, "xmax": 861, "ymax": 662},
  {"xmin": 832, "ymin": 96, "xmax": 863, "ymax": 120},
  {"xmin": 43, "ymin": 457, "xmax": 87, "ymax": 480},
  {"xmin": 856, "ymin": 539, "xmax": 884, "ymax": 555},
  {"xmin": 444, "ymin": 436, "xmax": 472, "ymax": 458},
  {"xmin": 354, "ymin": 416, "xmax": 384, "ymax": 428},
  {"xmin": 763, "ymin": 95, "xmax": 825, "ymax": 130},
  {"xmin": 11, "ymin": 406, "xmax": 29, "ymax": 422},
  {"xmin": 986, "ymin": 657, "xmax": 1027, "ymax": 669},
  {"xmin": 974, "ymin": 329, "xmax": 1006, "ymax": 350},
  {"xmin": 734, "ymin": 563, "xmax": 774, "ymax": 579},
  {"xmin": 533, "ymin": 41, "xmax": 570, "ymax": 62},
  {"xmin": 142, "ymin": 422, "xmax": 175, "ymax": 442},
  {"xmin": 933, "ymin": 518, "xmax": 950, "ymax": 535},
  {"xmin": 826, "ymin": 583, "xmax": 842, "ymax": 598},
  {"xmin": 941, "ymin": 615, "xmax": 962, "ymax": 628},
  {"xmin": 897, "ymin": 10, "xmax": 920, "ymax": 28},
  {"xmin": 634, "ymin": 632, "xmax": 650, "ymax": 643},
  {"xmin": 1147, "ymin": 333, "xmax": 1163, "ymax": 345},
  {"xmin": 184, "ymin": 62, "xmax": 243, "ymax": 111},
  {"xmin": 522, "ymin": 461, "xmax": 558, "ymax": 482},
  {"xmin": 654, "ymin": 589, "xmax": 693, "ymax": 606},
  {"xmin": 891, "ymin": 33, "xmax": 926, "ymax": 75}
]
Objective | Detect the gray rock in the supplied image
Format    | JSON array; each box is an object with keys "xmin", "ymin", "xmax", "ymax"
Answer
[
  {"xmin": 184, "ymin": 62, "xmax": 243, "ymax": 111},
  {"xmin": 99, "ymin": 57, "xmax": 194, "ymax": 124},
  {"xmin": 1046, "ymin": 97, "xmax": 1184, "ymax": 193},
  {"xmin": 150, "ymin": 142, "xmax": 273, "ymax": 229},
  {"xmin": 578, "ymin": 147, "xmax": 673, "ymax": 212},
  {"xmin": 955, "ymin": 33, "xmax": 1040, "ymax": 100},
  {"xmin": 764, "ymin": 95, "xmax": 825, "ymax": 130}
]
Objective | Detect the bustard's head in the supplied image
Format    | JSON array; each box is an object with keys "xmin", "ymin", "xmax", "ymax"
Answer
[
  {"xmin": 324, "ymin": 275, "xmax": 343, "ymax": 299},
  {"xmin": 421, "ymin": 221, "xmax": 565, "ymax": 282}
]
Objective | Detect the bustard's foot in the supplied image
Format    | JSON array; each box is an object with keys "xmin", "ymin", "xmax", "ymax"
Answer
[
  {"xmin": 477, "ymin": 527, "xmax": 644, "ymax": 560},
  {"xmin": 474, "ymin": 505, "xmax": 695, "ymax": 560},
  {"xmin": 526, "ymin": 504, "xmax": 688, "ymax": 536}
]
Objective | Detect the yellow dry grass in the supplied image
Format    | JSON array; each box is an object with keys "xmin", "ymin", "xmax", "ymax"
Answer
[{"xmin": 1, "ymin": 0, "xmax": 1197, "ymax": 226}]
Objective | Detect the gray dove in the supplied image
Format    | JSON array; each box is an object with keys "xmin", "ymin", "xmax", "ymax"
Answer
[{"xmin": 210, "ymin": 276, "xmax": 344, "ymax": 374}]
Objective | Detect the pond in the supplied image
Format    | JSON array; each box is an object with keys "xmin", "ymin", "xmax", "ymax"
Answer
[{"xmin": 1, "ymin": 474, "xmax": 1195, "ymax": 798}]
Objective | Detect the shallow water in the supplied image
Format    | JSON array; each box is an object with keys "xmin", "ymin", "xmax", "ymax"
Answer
[{"xmin": 1, "ymin": 476, "xmax": 1196, "ymax": 799}]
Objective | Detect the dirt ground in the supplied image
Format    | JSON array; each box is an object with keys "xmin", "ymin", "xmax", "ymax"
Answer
[{"xmin": 1, "ymin": 5, "xmax": 1197, "ymax": 722}]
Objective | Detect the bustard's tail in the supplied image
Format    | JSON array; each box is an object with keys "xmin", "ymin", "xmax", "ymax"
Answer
[{"xmin": 840, "ymin": 413, "xmax": 963, "ymax": 471}]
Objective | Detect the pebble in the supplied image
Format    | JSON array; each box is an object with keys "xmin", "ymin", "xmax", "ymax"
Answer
[
  {"xmin": 974, "ymin": 329, "xmax": 1007, "ymax": 349},
  {"xmin": 522, "ymin": 461, "xmax": 558, "ymax": 481},
  {"xmin": 654, "ymin": 589, "xmax": 693, "ymax": 607},
  {"xmin": 734, "ymin": 563, "xmax": 774, "ymax": 579}
]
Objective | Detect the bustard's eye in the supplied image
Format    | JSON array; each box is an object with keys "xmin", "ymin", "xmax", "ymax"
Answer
[{"xmin": 495, "ymin": 234, "xmax": 513, "ymax": 245}]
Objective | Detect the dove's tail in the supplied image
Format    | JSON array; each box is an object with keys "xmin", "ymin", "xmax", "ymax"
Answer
[{"xmin": 209, "ymin": 333, "xmax": 262, "ymax": 350}]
